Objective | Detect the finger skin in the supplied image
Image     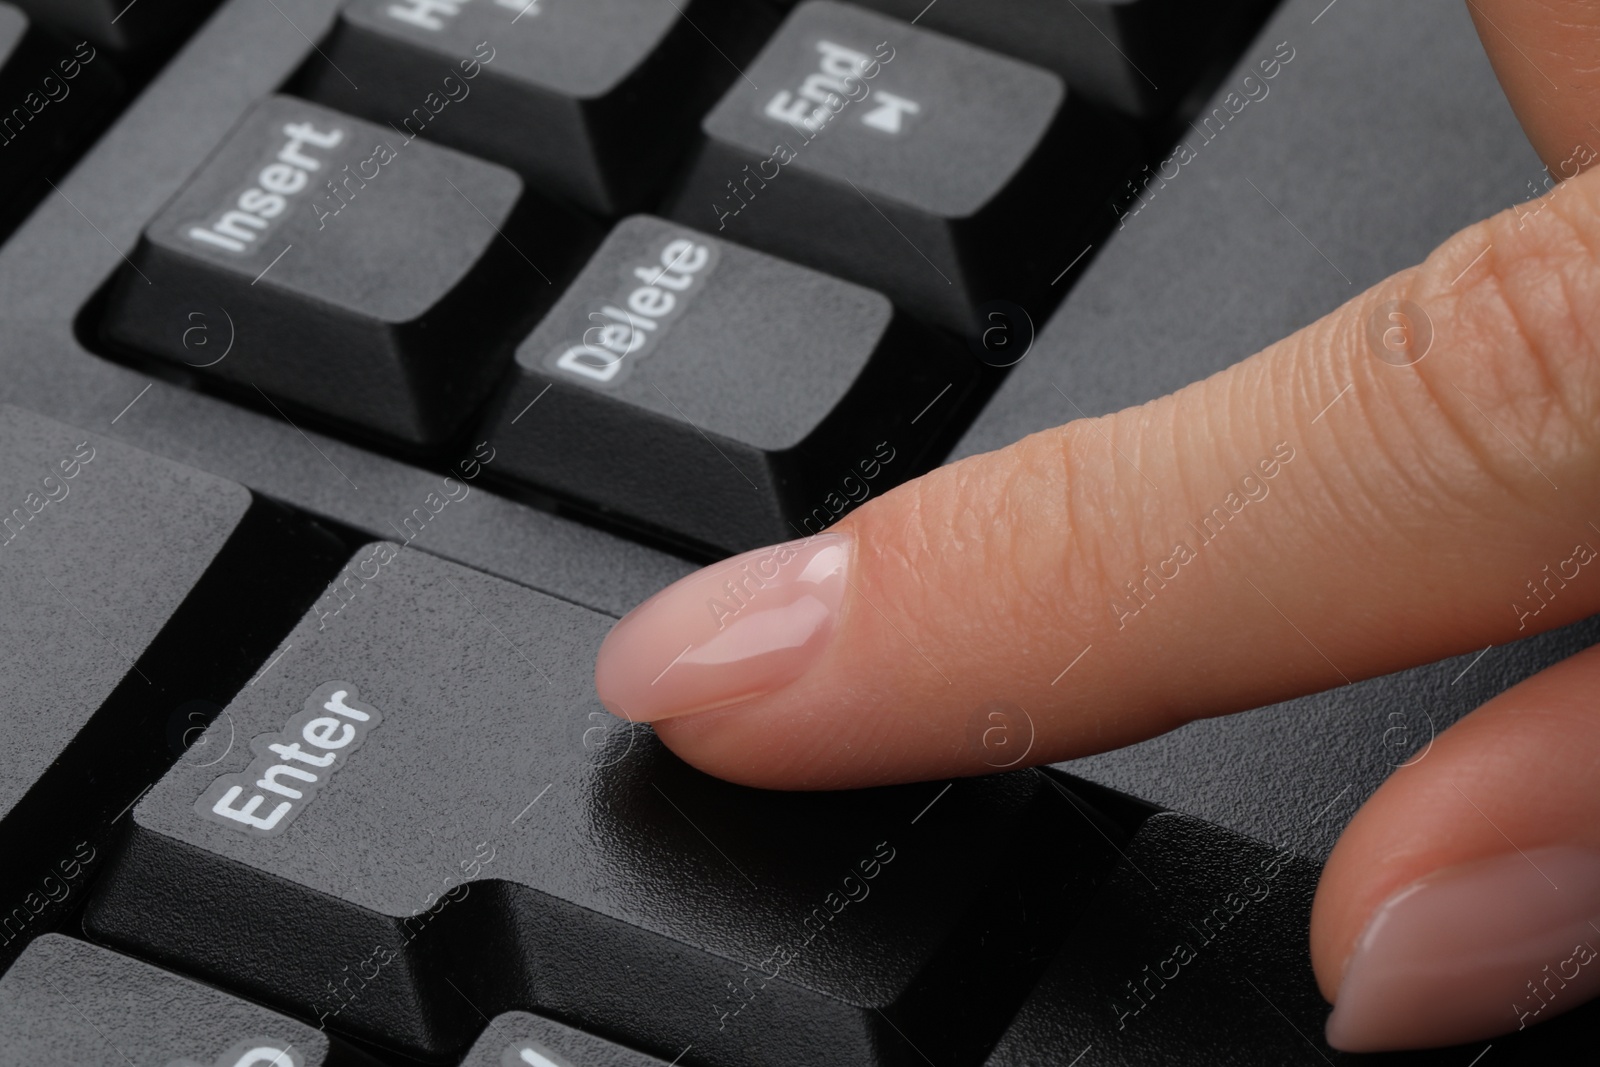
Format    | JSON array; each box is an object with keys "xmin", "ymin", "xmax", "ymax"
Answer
[
  {"xmin": 648, "ymin": 164, "xmax": 1600, "ymax": 790},
  {"xmin": 1468, "ymin": 0, "xmax": 1600, "ymax": 173},
  {"xmin": 1311, "ymin": 643, "xmax": 1600, "ymax": 1046}
]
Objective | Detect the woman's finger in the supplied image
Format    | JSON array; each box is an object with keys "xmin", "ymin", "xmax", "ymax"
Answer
[
  {"xmin": 595, "ymin": 154, "xmax": 1600, "ymax": 788},
  {"xmin": 1312, "ymin": 643, "xmax": 1600, "ymax": 1050},
  {"xmin": 1468, "ymin": 0, "xmax": 1600, "ymax": 172}
]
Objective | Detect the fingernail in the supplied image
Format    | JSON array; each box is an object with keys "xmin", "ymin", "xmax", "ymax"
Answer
[
  {"xmin": 594, "ymin": 533, "xmax": 851, "ymax": 722},
  {"xmin": 1326, "ymin": 847, "xmax": 1600, "ymax": 1051}
]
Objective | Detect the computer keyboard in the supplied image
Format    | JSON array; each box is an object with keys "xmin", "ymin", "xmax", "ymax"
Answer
[{"xmin": 0, "ymin": 0, "xmax": 1595, "ymax": 1064}]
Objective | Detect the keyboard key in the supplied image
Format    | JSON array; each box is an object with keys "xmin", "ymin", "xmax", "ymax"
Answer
[
  {"xmin": 835, "ymin": 0, "xmax": 1262, "ymax": 116},
  {"xmin": 0, "ymin": 5, "xmax": 119, "ymax": 230},
  {"xmin": 102, "ymin": 95, "xmax": 594, "ymax": 447},
  {"xmin": 304, "ymin": 0, "xmax": 775, "ymax": 216},
  {"xmin": 983, "ymin": 810, "xmax": 1600, "ymax": 1063},
  {"xmin": 0, "ymin": 405, "xmax": 349, "ymax": 964},
  {"xmin": 984, "ymin": 812, "xmax": 1331, "ymax": 1065},
  {"xmin": 9, "ymin": 0, "xmax": 216, "ymax": 54},
  {"xmin": 668, "ymin": 0, "xmax": 1131, "ymax": 333},
  {"xmin": 86, "ymin": 544, "xmax": 1122, "ymax": 1066},
  {"xmin": 463, "ymin": 1012, "xmax": 670, "ymax": 1067},
  {"xmin": 0, "ymin": 934, "xmax": 380, "ymax": 1066},
  {"xmin": 485, "ymin": 215, "xmax": 980, "ymax": 552}
]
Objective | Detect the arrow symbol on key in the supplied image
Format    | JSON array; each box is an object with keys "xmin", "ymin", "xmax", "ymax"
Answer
[{"xmin": 861, "ymin": 92, "xmax": 920, "ymax": 134}]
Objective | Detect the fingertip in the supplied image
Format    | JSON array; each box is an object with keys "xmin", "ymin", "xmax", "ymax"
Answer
[
  {"xmin": 592, "ymin": 533, "xmax": 852, "ymax": 724},
  {"xmin": 1321, "ymin": 849, "xmax": 1600, "ymax": 1052},
  {"xmin": 651, "ymin": 704, "xmax": 838, "ymax": 791},
  {"xmin": 1313, "ymin": 646, "xmax": 1600, "ymax": 1051}
]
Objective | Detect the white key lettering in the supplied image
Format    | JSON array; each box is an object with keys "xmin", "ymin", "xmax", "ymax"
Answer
[
  {"xmin": 196, "ymin": 682, "xmax": 383, "ymax": 836},
  {"xmin": 187, "ymin": 121, "xmax": 344, "ymax": 254},
  {"xmin": 534, "ymin": 233, "xmax": 718, "ymax": 386}
]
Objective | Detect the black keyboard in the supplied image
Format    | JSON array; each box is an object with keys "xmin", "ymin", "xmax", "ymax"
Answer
[{"xmin": 0, "ymin": 0, "xmax": 1595, "ymax": 1064}]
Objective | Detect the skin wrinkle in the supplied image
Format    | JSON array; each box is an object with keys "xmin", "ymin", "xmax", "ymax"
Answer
[
  {"xmin": 1468, "ymin": 210, "xmax": 1600, "ymax": 476},
  {"xmin": 1318, "ymin": 319, "xmax": 1446, "ymax": 550},
  {"xmin": 1064, "ymin": 428, "xmax": 1126, "ymax": 645},
  {"xmin": 1530, "ymin": 194, "xmax": 1600, "ymax": 444},
  {"xmin": 1404, "ymin": 231, "xmax": 1580, "ymax": 515},
  {"xmin": 1142, "ymin": 399, "xmax": 1193, "ymax": 579},
  {"xmin": 952, "ymin": 456, "xmax": 1050, "ymax": 645},
  {"xmin": 995, "ymin": 438, "xmax": 1048, "ymax": 582},
  {"xmin": 1033, "ymin": 426, "xmax": 1097, "ymax": 591},
  {"xmin": 1291, "ymin": 319, "xmax": 1422, "ymax": 558},
  {"xmin": 1397, "ymin": 278, "xmax": 1524, "ymax": 511},
  {"xmin": 982, "ymin": 461, "xmax": 1055, "ymax": 634},
  {"xmin": 874, "ymin": 457, "xmax": 1025, "ymax": 677},
  {"xmin": 1347, "ymin": 334, "xmax": 1524, "ymax": 543},
  {"xmin": 1548, "ymin": 264, "xmax": 1596, "ymax": 450},
  {"xmin": 1099, "ymin": 418, "xmax": 1176, "ymax": 627},
  {"xmin": 1162, "ymin": 380, "xmax": 1223, "ymax": 551},
  {"xmin": 864, "ymin": 480, "xmax": 930, "ymax": 628},
  {"xmin": 995, "ymin": 437, "xmax": 1072, "ymax": 640},
  {"xmin": 1169, "ymin": 382, "xmax": 1213, "ymax": 528},
  {"xmin": 1027, "ymin": 424, "xmax": 1122, "ymax": 650},
  {"xmin": 1481, "ymin": 223, "xmax": 1583, "ymax": 428}
]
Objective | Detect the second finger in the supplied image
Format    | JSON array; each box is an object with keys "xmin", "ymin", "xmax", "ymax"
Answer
[{"xmin": 609, "ymin": 165, "xmax": 1600, "ymax": 789}]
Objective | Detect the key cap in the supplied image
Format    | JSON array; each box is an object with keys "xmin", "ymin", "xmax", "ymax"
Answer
[
  {"xmin": 828, "ymin": 0, "xmax": 1267, "ymax": 117},
  {"xmin": 303, "ymin": 0, "xmax": 774, "ymax": 216},
  {"xmin": 463, "ymin": 1012, "xmax": 670, "ymax": 1067},
  {"xmin": 0, "ymin": 5, "xmax": 118, "ymax": 233},
  {"xmin": 0, "ymin": 405, "xmax": 349, "ymax": 965},
  {"xmin": 982, "ymin": 812, "xmax": 1331, "ymax": 1065},
  {"xmin": 0, "ymin": 934, "xmax": 380, "ymax": 1066},
  {"xmin": 102, "ymin": 95, "xmax": 594, "ymax": 447},
  {"xmin": 983, "ymin": 812, "xmax": 1600, "ymax": 1064},
  {"xmin": 668, "ymin": 0, "xmax": 1131, "ymax": 334},
  {"xmin": 85, "ymin": 543, "xmax": 1123, "ymax": 1066},
  {"xmin": 9, "ymin": 0, "xmax": 215, "ymax": 54},
  {"xmin": 483, "ymin": 215, "xmax": 980, "ymax": 553}
]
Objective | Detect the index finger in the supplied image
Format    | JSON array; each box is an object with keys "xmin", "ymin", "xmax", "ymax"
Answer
[{"xmin": 595, "ymin": 1, "xmax": 1600, "ymax": 789}]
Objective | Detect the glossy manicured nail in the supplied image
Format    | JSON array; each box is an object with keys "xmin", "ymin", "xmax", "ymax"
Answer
[
  {"xmin": 594, "ymin": 534, "xmax": 851, "ymax": 722},
  {"xmin": 1326, "ymin": 847, "xmax": 1600, "ymax": 1051}
]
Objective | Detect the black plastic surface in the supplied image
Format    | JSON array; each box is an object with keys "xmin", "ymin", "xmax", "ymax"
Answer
[
  {"xmin": 984, "ymin": 812, "xmax": 1600, "ymax": 1064},
  {"xmin": 841, "ymin": 0, "xmax": 1268, "ymax": 117},
  {"xmin": 984, "ymin": 812, "xmax": 1331, "ymax": 1065},
  {"xmin": 0, "ymin": 405, "xmax": 348, "ymax": 965},
  {"xmin": 8, "ymin": 0, "xmax": 217, "ymax": 53},
  {"xmin": 303, "ymin": 0, "xmax": 774, "ymax": 215},
  {"xmin": 0, "ymin": 8, "xmax": 119, "ymax": 237},
  {"xmin": 462, "ymin": 1012, "xmax": 671, "ymax": 1067},
  {"xmin": 85, "ymin": 542, "xmax": 1120, "ymax": 1066},
  {"xmin": 0, "ymin": 934, "xmax": 380, "ymax": 1066}
]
